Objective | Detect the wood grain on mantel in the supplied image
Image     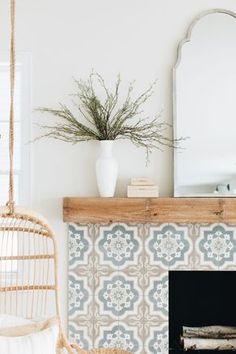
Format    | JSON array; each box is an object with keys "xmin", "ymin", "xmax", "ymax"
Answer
[{"xmin": 63, "ymin": 197, "xmax": 236, "ymax": 224}]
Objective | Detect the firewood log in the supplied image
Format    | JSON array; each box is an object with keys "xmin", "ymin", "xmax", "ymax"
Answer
[
  {"xmin": 181, "ymin": 337, "xmax": 236, "ymax": 350},
  {"xmin": 183, "ymin": 326, "xmax": 236, "ymax": 339}
]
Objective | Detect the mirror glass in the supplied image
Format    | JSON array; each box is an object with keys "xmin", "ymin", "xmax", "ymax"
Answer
[{"xmin": 174, "ymin": 10, "xmax": 236, "ymax": 197}]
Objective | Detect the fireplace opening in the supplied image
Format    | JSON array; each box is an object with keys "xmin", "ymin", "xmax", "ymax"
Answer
[{"xmin": 169, "ymin": 271, "xmax": 236, "ymax": 353}]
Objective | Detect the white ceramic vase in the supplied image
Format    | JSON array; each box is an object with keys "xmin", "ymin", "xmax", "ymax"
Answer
[{"xmin": 96, "ymin": 140, "xmax": 118, "ymax": 197}]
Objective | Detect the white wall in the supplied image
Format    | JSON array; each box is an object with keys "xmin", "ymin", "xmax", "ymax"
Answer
[{"xmin": 0, "ymin": 0, "xmax": 236, "ymax": 328}]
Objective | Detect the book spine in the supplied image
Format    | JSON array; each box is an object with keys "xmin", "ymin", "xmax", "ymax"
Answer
[
  {"xmin": 131, "ymin": 177, "xmax": 154, "ymax": 186},
  {"xmin": 127, "ymin": 188, "xmax": 159, "ymax": 198}
]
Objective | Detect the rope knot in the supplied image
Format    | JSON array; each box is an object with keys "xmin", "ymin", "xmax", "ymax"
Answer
[{"xmin": 6, "ymin": 200, "xmax": 15, "ymax": 214}]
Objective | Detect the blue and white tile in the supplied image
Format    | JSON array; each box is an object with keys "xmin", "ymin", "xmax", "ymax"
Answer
[
  {"xmin": 145, "ymin": 323, "xmax": 168, "ymax": 354},
  {"xmin": 96, "ymin": 272, "xmax": 141, "ymax": 319},
  {"xmin": 96, "ymin": 323, "xmax": 142, "ymax": 353},
  {"xmin": 145, "ymin": 273, "xmax": 168, "ymax": 320},
  {"xmin": 95, "ymin": 223, "xmax": 141, "ymax": 269},
  {"xmin": 68, "ymin": 224, "xmax": 92, "ymax": 268},
  {"xmin": 95, "ymin": 272, "xmax": 121, "ymax": 319},
  {"xmin": 68, "ymin": 221, "xmax": 236, "ymax": 352},
  {"xmin": 196, "ymin": 224, "xmax": 236, "ymax": 269},
  {"xmin": 68, "ymin": 272, "xmax": 91, "ymax": 319},
  {"xmin": 146, "ymin": 224, "xmax": 192, "ymax": 269},
  {"xmin": 68, "ymin": 321, "xmax": 92, "ymax": 350}
]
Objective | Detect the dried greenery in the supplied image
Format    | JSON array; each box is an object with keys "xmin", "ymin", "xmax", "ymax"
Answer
[{"xmin": 36, "ymin": 72, "xmax": 182, "ymax": 161}]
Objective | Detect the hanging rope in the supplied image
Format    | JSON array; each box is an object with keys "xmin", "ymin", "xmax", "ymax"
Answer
[{"xmin": 7, "ymin": 0, "xmax": 16, "ymax": 214}]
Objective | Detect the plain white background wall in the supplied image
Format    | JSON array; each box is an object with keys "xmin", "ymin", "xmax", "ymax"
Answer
[{"xmin": 0, "ymin": 0, "xmax": 236, "ymax": 328}]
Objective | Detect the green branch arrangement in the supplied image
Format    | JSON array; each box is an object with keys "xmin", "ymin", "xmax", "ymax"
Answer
[{"xmin": 36, "ymin": 72, "xmax": 183, "ymax": 161}]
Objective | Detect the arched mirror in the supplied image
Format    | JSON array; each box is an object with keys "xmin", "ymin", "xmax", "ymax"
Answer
[{"xmin": 174, "ymin": 9, "xmax": 236, "ymax": 197}]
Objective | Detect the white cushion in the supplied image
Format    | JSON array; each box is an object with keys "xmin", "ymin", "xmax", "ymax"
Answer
[
  {"xmin": 0, "ymin": 325, "xmax": 59, "ymax": 354},
  {"xmin": 0, "ymin": 314, "xmax": 33, "ymax": 328}
]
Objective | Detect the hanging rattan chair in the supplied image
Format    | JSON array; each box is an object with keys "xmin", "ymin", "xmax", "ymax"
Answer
[
  {"xmin": 0, "ymin": 206, "xmax": 131, "ymax": 354},
  {"xmin": 0, "ymin": 1, "xmax": 132, "ymax": 353}
]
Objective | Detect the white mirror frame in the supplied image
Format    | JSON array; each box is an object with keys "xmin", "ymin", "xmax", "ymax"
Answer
[{"xmin": 173, "ymin": 9, "xmax": 236, "ymax": 197}]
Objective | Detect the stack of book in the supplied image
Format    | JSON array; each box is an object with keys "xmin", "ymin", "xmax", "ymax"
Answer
[{"xmin": 127, "ymin": 178, "xmax": 159, "ymax": 197}]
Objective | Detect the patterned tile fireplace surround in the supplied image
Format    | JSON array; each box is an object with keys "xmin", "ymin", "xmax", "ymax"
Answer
[{"xmin": 68, "ymin": 222, "xmax": 236, "ymax": 353}]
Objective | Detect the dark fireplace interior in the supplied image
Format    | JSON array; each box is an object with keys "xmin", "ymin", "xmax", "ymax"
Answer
[{"xmin": 169, "ymin": 271, "xmax": 236, "ymax": 353}]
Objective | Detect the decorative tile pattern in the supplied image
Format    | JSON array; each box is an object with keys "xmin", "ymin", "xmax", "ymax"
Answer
[
  {"xmin": 69, "ymin": 224, "xmax": 90, "ymax": 267},
  {"xmin": 98, "ymin": 324, "xmax": 140, "ymax": 352},
  {"xmin": 68, "ymin": 322, "xmax": 91, "ymax": 350},
  {"xmin": 68, "ymin": 273, "xmax": 90, "ymax": 317},
  {"xmin": 147, "ymin": 224, "xmax": 191, "ymax": 268},
  {"xmin": 148, "ymin": 324, "xmax": 168, "ymax": 354},
  {"xmin": 98, "ymin": 274, "xmax": 139, "ymax": 317},
  {"xmin": 68, "ymin": 222, "xmax": 236, "ymax": 353},
  {"xmin": 97, "ymin": 224, "xmax": 140, "ymax": 268},
  {"xmin": 197, "ymin": 224, "xmax": 236, "ymax": 268},
  {"xmin": 148, "ymin": 274, "xmax": 168, "ymax": 318}
]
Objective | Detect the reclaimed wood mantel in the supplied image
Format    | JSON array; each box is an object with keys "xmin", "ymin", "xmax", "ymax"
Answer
[{"xmin": 63, "ymin": 197, "xmax": 236, "ymax": 224}]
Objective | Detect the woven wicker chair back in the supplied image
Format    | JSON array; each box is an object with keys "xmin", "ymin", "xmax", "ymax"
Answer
[{"xmin": 0, "ymin": 209, "xmax": 59, "ymax": 319}]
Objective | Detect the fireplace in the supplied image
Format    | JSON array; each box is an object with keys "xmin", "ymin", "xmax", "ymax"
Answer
[{"xmin": 169, "ymin": 271, "xmax": 236, "ymax": 353}]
